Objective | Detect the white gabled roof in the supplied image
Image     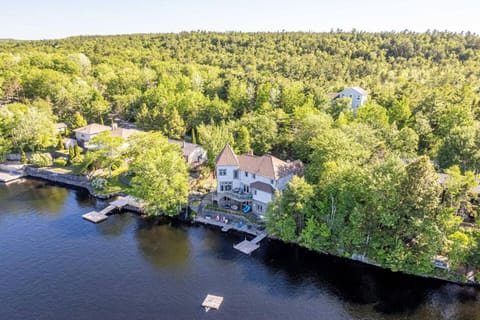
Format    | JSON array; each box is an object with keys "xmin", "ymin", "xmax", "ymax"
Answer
[
  {"xmin": 73, "ymin": 123, "xmax": 111, "ymax": 135},
  {"xmin": 349, "ymin": 86, "xmax": 368, "ymax": 96}
]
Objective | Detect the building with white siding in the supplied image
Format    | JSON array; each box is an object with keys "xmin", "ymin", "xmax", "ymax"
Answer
[
  {"xmin": 332, "ymin": 86, "xmax": 368, "ymax": 114},
  {"xmin": 214, "ymin": 145, "xmax": 303, "ymax": 217}
]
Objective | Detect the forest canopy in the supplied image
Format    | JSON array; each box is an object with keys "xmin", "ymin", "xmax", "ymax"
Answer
[{"xmin": 1, "ymin": 31, "xmax": 480, "ymax": 279}]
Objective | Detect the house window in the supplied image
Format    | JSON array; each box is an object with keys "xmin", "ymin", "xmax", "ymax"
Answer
[
  {"xmin": 220, "ymin": 181, "xmax": 232, "ymax": 191},
  {"xmin": 233, "ymin": 170, "xmax": 238, "ymax": 179},
  {"xmin": 257, "ymin": 205, "xmax": 263, "ymax": 212},
  {"xmin": 254, "ymin": 190, "xmax": 257, "ymax": 195},
  {"xmin": 270, "ymin": 179, "xmax": 274, "ymax": 184},
  {"xmin": 252, "ymin": 173, "xmax": 256, "ymax": 179},
  {"xmin": 245, "ymin": 171, "xmax": 248, "ymax": 177},
  {"xmin": 219, "ymin": 169, "xmax": 226, "ymax": 176},
  {"xmin": 357, "ymin": 95, "xmax": 361, "ymax": 100},
  {"xmin": 349, "ymin": 94, "xmax": 352, "ymax": 98}
]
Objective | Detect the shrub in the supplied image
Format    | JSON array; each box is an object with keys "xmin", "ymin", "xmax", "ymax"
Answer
[
  {"xmin": 111, "ymin": 159, "xmax": 124, "ymax": 171},
  {"xmin": 53, "ymin": 158, "xmax": 68, "ymax": 166},
  {"xmin": 20, "ymin": 151, "xmax": 27, "ymax": 164},
  {"xmin": 29, "ymin": 153, "xmax": 53, "ymax": 167},
  {"xmin": 91, "ymin": 177, "xmax": 107, "ymax": 190},
  {"xmin": 74, "ymin": 144, "xmax": 82, "ymax": 157}
]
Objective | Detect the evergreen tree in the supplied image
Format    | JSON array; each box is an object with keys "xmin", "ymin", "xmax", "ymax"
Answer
[
  {"xmin": 191, "ymin": 128, "xmax": 197, "ymax": 144},
  {"xmin": 20, "ymin": 150, "xmax": 27, "ymax": 164},
  {"xmin": 57, "ymin": 135, "xmax": 63, "ymax": 150},
  {"xmin": 68, "ymin": 145, "xmax": 75, "ymax": 161},
  {"xmin": 71, "ymin": 111, "xmax": 87, "ymax": 129},
  {"xmin": 74, "ymin": 144, "xmax": 81, "ymax": 158}
]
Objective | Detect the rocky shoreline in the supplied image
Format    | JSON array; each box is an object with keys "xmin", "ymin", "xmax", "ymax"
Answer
[{"xmin": 2, "ymin": 163, "xmax": 477, "ymax": 288}]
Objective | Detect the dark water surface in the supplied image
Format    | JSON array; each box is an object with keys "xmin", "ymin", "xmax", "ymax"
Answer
[{"xmin": 0, "ymin": 179, "xmax": 479, "ymax": 320}]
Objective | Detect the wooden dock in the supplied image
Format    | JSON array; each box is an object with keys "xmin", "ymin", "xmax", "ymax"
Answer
[
  {"xmin": 194, "ymin": 216, "xmax": 259, "ymax": 236},
  {"xmin": 202, "ymin": 294, "xmax": 223, "ymax": 312},
  {"xmin": 82, "ymin": 196, "xmax": 141, "ymax": 223},
  {"xmin": 233, "ymin": 232, "xmax": 268, "ymax": 254}
]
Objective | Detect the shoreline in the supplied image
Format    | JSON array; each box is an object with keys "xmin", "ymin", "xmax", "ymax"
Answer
[{"xmin": 3, "ymin": 164, "xmax": 478, "ymax": 289}]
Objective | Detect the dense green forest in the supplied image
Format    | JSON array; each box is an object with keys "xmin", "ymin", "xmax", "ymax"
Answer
[{"xmin": 1, "ymin": 31, "xmax": 480, "ymax": 280}]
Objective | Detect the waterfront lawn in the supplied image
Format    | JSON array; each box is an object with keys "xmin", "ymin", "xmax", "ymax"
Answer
[
  {"xmin": 49, "ymin": 166, "xmax": 74, "ymax": 174},
  {"xmin": 93, "ymin": 166, "xmax": 131, "ymax": 195}
]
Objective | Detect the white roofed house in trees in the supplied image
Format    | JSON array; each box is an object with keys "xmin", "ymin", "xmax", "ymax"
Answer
[
  {"xmin": 73, "ymin": 123, "xmax": 112, "ymax": 149},
  {"xmin": 332, "ymin": 86, "xmax": 368, "ymax": 114},
  {"xmin": 214, "ymin": 144, "xmax": 303, "ymax": 218}
]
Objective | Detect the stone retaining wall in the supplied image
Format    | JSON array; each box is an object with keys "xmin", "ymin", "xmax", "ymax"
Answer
[{"xmin": 25, "ymin": 166, "xmax": 94, "ymax": 194}]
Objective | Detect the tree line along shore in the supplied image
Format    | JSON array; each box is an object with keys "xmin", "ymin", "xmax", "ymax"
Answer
[{"xmin": 0, "ymin": 31, "xmax": 480, "ymax": 284}]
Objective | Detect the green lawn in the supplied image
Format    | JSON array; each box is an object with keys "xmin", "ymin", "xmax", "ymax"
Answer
[
  {"xmin": 48, "ymin": 166, "xmax": 74, "ymax": 174},
  {"xmin": 93, "ymin": 165, "xmax": 131, "ymax": 195}
]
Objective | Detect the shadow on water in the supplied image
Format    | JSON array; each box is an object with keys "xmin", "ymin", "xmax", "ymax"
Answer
[
  {"xmin": 255, "ymin": 239, "xmax": 480, "ymax": 317},
  {"xmin": 134, "ymin": 217, "xmax": 191, "ymax": 271},
  {"xmin": 95, "ymin": 212, "xmax": 135, "ymax": 238}
]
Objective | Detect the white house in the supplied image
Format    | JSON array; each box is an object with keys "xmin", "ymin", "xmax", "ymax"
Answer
[
  {"xmin": 73, "ymin": 123, "xmax": 112, "ymax": 148},
  {"xmin": 62, "ymin": 137, "xmax": 77, "ymax": 149},
  {"xmin": 168, "ymin": 139, "xmax": 208, "ymax": 167},
  {"xmin": 214, "ymin": 145, "xmax": 303, "ymax": 217},
  {"xmin": 56, "ymin": 122, "xmax": 67, "ymax": 133},
  {"xmin": 333, "ymin": 86, "xmax": 368, "ymax": 113}
]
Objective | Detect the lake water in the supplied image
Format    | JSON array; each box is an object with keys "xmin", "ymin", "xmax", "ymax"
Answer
[{"xmin": 0, "ymin": 179, "xmax": 479, "ymax": 320}]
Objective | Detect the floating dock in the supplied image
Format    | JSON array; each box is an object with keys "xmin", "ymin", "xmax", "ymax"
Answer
[
  {"xmin": 82, "ymin": 196, "xmax": 141, "ymax": 223},
  {"xmin": 202, "ymin": 294, "xmax": 223, "ymax": 312},
  {"xmin": 233, "ymin": 232, "xmax": 267, "ymax": 254},
  {"xmin": 82, "ymin": 210, "xmax": 109, "ymax": 223}
]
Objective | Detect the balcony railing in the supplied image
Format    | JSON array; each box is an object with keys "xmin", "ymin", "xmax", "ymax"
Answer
[{"xmin": 220, "ymin": 190, "xmax": 253, "ymax": 200}]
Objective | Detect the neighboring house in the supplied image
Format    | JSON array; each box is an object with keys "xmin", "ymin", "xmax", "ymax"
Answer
[
  {"xmin": 168, "ymin": 139, "xmax": 208, "ymax": 167},
  {"xmin": 214, "ymin": 144, "xmax": 303, "ymax": 217},
  {"xmin": 56, "ymin": 122, "xmax": 67, "ymax": 133},
  {"xmin": 332, "ymin": 86, "xmax": 368, "ymax": 113},
  {"xmin": 73, "ymin": 123, "xmax": 111, "ymax": 148},
  {"xmin": 111, "ymin": 127, "xmax": 142, "ymax": 140},
  {"xmin": 62, "ymin": 138, "xmax": 77, "ymax": 149},
  {"xmin": 438, "ymin": 173, "xmax": 480, "ymax": 197}
]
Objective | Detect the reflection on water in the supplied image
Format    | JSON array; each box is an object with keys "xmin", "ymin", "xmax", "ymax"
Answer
[
  {"xmin": 135, "ymin": 219, "xmax": 191, "ymax": 270},
  {"xmin": 96, "ymin": 212, "xmax": 133, "ymax": 238},
  {"xmin": 0, "ymin": 179, "xmax": 69, "ymax": 216},
  {"xmin": 0, "ymin": 179, "xmax": 479, "ymax": 320}
]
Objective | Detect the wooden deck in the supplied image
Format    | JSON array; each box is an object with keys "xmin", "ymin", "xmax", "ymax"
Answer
[
  {"xmin": 82, "ymin": 211, "xmax": 109, "ymax": 223},
  {"xmin": 194, "ymin": 216, "xmax": 260, "ymax": 236},
  {"xmin": 233, "ymin": 232, "xmax": 268, "ymax": 254},
  {"xmin": 202, "ymin": 294, "xmax": 223, "ymax": 312},
  {"xmin": 233, "ymin": 240, "xmax": 260, "ymax": 254},
  {"xmin": 82, "ymin": 196, "xmax": 142, "ymax": 224}
]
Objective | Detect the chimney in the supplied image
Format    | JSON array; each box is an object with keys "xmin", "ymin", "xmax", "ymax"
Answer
[{"xmin": 248, "ymin": 149, "xmax": 254, "ymax": 156}]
